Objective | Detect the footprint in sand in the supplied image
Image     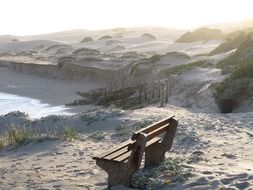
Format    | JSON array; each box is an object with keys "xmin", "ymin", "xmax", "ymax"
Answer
[
  {"xmin": 55, "ymin": 164, "xmax": 65, "ymax": 168},
  {"xmin": 221, "ymin": 153, "xmax": 237, "ymax": 159},
  {"xmin": 221, "ymin": 173, "xmax": 250, "ymax": 189}
]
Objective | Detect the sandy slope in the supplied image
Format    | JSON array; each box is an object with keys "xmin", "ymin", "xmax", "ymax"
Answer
[{"xmin": 0, "ymin": 106, "xmax": 252, "ymax": 189}]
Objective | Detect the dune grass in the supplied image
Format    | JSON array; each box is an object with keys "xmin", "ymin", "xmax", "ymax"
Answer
[
  {"xmin": 214, "ymin": 61, "xmax": 253, "ymax": 104},
  {"xmin": 164, "ymin": 61, "xmax": 210, "ymax": 76},
  {"xmin": 0, "ymin": 126, "xmax": 78, "ymax": 149},
  {"xmin": 63, "ymin": 126, "xmax": 77, "ymax": 140}
]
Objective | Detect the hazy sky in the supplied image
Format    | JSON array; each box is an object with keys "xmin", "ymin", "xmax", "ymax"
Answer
[{"xmin": 1, "ymin": 0, "xmax": 253, "ymax": 35}]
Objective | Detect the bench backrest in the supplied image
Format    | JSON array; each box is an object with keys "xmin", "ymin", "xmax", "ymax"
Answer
[{"xmin": 131, "ymin": 116, "xmax": 175, "ymax": 141}]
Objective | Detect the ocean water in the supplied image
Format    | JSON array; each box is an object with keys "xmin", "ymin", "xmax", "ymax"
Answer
[{"xmin": 0, "ymin": 92, "xmax": 73, "ymax": 118}]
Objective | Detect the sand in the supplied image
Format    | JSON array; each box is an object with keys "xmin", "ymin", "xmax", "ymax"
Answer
[{"xmin": 0, "ymin": 106, "xmax": 252, "ymax": 189}]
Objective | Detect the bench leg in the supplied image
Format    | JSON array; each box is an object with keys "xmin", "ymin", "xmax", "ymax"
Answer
[
  {"xmin": 96, "ymin": 160, "xmax": 134, "ymax": 188},
  {"xmin": 145, "ymin": 142, "xmax": 165, "ymax": 167}
]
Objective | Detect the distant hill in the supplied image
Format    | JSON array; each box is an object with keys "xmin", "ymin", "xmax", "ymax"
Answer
[
  {"xmin": 210, "ymin": 28, "xmax": 253, "ymax": 55},
  {"xmin": 175, "ymin": 28, "xmax": 224, "ymax": 43}
]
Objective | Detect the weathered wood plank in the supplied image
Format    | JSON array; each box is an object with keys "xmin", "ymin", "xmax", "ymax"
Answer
[
  {"xmin": 103, "ymin": 147, "xmax": 130, "ymax": 160},
  {"xmin": 113, "ymin": 150, "xmax": 132, "ymax": 162},
  {"xmin": 93, "ymin": 139, "xmax": 134, "ymax": 159},
  {"xmin": 131, "ymin": 116, "xmax": 174, "ymax": 140},
  {"xmin": 146, "ymin": 124, "xmax": 169, "ymax": 141},
  {"xmin": 128, "ymin": 136, "xmax": 161, "ymax": 150}
]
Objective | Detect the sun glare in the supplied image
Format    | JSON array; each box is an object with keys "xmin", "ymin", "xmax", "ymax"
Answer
[{"xmin": 0, "ymin": 0, "xmax": 253, "ymax": 35}]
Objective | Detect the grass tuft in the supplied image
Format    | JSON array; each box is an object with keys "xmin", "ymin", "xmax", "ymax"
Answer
[
  {"xmin": 63, "ymin": 126, "xmax": 77, "ymax": 141},
  {"xmin": 0, "ymin": 125, "xmax": 79, "ymax": 149}
]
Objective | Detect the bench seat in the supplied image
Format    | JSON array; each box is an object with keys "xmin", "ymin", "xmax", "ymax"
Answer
[{"xmin": 94, "ymin": 137, "xmax": 161, "ymax": 163}]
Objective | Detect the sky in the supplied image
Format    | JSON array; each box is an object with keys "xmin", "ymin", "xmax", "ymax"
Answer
[{"xmin": 1, "ymin": 0, "xmax": 253, "ymax": 35}]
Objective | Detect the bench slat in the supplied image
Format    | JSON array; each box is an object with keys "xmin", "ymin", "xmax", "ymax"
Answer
[
  {"xmin": 146, "ymin": 136, "xmax": 161, "ymax": 147},
  {"xmin": 93, "ymin": 139, "xmax": 134, "ymax": 159},
  {"xmin": 146, "ymin": 124, "xmax": 169, "ymax": 141},
  {"xmin": 113, "ymin": 151, "xmax": 132, "ymax": 162},
  {"xmin": 103, "ymin": 147, "xmax": 130, "ymax": 160},
  {"xmin": 128, "ymin": 136, "xmax": 161, "ymax": 150},
  {"xmin": 131, "ymin": 116, "xmax": 174, "ymax": 140}
]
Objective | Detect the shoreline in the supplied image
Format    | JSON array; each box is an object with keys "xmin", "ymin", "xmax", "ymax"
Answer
[{"xmin": 0, "ymin": 66, "xmax": 103, "ymax": 117}]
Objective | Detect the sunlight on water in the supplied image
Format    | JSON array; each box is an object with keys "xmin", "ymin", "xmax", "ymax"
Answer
[{"xmin": 0, "ymin": 92, "xmax": 73, "ymax": 118}]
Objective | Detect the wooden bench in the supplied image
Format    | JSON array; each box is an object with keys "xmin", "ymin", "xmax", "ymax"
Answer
[{"xmin": 93, "ymin": 116, "xmax": 178, "ymax": 188}]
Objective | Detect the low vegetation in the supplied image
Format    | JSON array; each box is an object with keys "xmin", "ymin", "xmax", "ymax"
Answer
[
  {"xmin": 63, "ymin": 126, "xmax": 77, "ymax": 140},
  {"xmin": 0, "ymin": 126, "xmax": 79, "ymax": 149},
  {"xmin": 213, "ymin": 30, "xmax": 253, "ymax": 109},
  {"xmin": 163, "ymin": 61, "xmax": 210, "ymax": 76},
  {"xmin": 176, "ymin": 28, "xmax": 224, "ymax": 43},
  {"xmin": 130, "ymin": 54, "xmax": 162, "ymax": 75},
  {"xmin": 0, "ymin": 127, "xmax": 54, "ymax": 149},
  {"xmin": 114, "ymin": 124, "xmax": 132, "ymax": 137},
  {"xmin": 214, "ymin": 61, "xmax": 253, "ymax": 107},
  {"xmin": 216, "ymin": 34, "xmax": 253, "ymax": 72},
  {"xmin": 210, "ymin": 28, "xmax": 253, "ymax": 55},
  {"xmin": 132, "ymin": 157, "xmax": 192, "ymax": 190}
]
